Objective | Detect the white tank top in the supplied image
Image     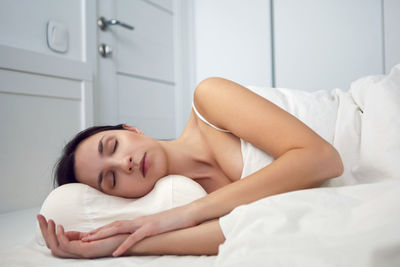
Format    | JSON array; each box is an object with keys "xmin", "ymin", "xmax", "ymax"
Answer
[
  {"xmin": 192, "ymin": 101, "xmax": 274, "ymax": 179},
  {"xmin": 192, "ymin": 85, "xmax": 339, "ymax": 179}
]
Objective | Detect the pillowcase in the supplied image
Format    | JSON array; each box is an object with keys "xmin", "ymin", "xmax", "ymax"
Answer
[
  {"xmin": 35, "ymin": 175, "xmax": 207, "ymax": 246},
  {"xmin": 349, "ymin": 64, "xmax": 400, "ymax": 182}
]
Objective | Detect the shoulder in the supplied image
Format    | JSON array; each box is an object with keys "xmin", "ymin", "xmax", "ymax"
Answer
[
  {"xmin": 193, "ymin": 77, "xmax": 330, "ymax": 159},
  {"xmin": 193, "ymin": 77, "xmax": 270, "ymax": 129},
  {"xmin": 194, "ymin": 77, "xmax": 251, "ymax": 103},
  {"xmin": 193, "ymin": 77, "xmax": 255, "ymax": 128}
]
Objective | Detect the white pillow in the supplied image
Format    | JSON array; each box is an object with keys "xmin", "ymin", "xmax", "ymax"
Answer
[
  {"xmin": 35, "ymin": 175, "xmax": 207, "ymax": 246},
  {"xmin": 349, "ymin": 64, "xmax": 400, "ymax": 182}
]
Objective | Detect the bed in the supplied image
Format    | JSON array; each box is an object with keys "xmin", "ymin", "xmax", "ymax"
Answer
[
  {"xmin": 1, "ymin": 65, "xmax": 399, "ymax": 267},
  {"xmin": 0, "ymin": 207, "xmax": 215, "ymax": 266}
]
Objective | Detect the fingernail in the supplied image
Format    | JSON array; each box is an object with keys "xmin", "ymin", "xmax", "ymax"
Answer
[{"xmin": 82, "ymin": 237, "xmax": 88, "ymax": 241}]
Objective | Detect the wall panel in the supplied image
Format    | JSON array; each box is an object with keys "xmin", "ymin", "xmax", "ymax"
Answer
[{"xmin": 0, "ymin": 69, "xmax": 82, "ymax": 213}]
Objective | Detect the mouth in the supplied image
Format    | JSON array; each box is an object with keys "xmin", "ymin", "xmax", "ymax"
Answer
[{"xmin": 140, "ymin": 152, "xmax": 147, "ymax": 178}]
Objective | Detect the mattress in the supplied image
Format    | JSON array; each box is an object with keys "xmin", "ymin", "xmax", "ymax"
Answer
[{"xmin": 0, "ymin": 207, "xmax": 215, "ymax": 266}]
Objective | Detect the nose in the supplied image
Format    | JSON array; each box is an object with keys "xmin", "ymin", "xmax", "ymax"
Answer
[
  {"xmin": 107, "ymin": 155, "xmax": 135, "ymax": 174},
  {"xmin": 120, "ymin": 155, "xmax": 134, "ymax": 173}
]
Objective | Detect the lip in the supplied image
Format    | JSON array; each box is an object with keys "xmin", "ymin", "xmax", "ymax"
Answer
[{"xmin": 140, "ymin": 152, "xmax": 148, "ymax": 178}]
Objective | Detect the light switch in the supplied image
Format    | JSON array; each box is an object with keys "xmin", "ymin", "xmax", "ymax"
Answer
[{"xmin": 47, "ymin": 21, "xmax": 69, "ymax": 53}]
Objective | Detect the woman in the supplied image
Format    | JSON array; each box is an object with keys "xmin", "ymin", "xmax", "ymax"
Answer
[{"xmin": 37, "ymin": 77, "xmax": 343, "ymax": 258}]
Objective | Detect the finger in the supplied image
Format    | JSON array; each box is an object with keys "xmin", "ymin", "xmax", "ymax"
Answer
[
  {"xmin": 83, "ymin": 223, "xmax": 134, "ymax": 242},
  {"xmin": 81, "ymin": 223, "xmax": 111, "ymax": 241},
  {"xmin": 112, "ymin": 229, "xmax": 148, "ymax": 257},
  {"xmin": 47, "ymin": 222, "xmax": 75, "ymax": 258},
  {"xmin": 56, "ymin": 225, "xmax": 80, "ymax": 258},
  {"xmin": 83, "ymin": 227, "xmax": 117, "ymax": 242},
  {"xmin": 66, "ymin": 231, "xmax": 87, "ymax": 241},
  {"xmin": 88, "ymin": 228, "xmax": 100, "ymax": 235},
  {"xmin": 47, "ymin": 219, "xmax": 60, "ymax": 249},
  {"xmin": 37, "ymin": 215, "xmax": 50, "ymax": 248},
  {"xmin": 87, "ymin": 224, "xmax": 109, "ymax": 235}
]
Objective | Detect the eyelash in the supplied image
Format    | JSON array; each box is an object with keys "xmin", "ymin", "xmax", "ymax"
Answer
[
  {"xmin": 112, "ymin": 172, "xmax": 116, "ymax": 187},
  {"xmin": 112, "ymin": 139, "xmax": 118, "ymax": 187},
  {"xmin": 113, "ymin": 139, "xmax": 118, "ymax": 153}
]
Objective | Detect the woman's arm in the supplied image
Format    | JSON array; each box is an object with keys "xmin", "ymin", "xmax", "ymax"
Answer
[
  {"xmin": 126, "ymin": 219, "xmax": 224, "ymax": 256},
  {"xmin": 190, "ymin": 77, "xmax": 343, "ymax": 224}
]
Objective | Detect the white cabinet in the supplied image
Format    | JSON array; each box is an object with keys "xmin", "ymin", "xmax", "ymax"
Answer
[
  {"xmin": 0, "ymin": 0, "xmax": 93, "ymax": 213},
  {"xmin": 192, "ymin": 0, "xmax": 388, "ymax": 91},
  {"xmin": 0, "ymin": 46, "xmax": 93, "ymax": 213}
]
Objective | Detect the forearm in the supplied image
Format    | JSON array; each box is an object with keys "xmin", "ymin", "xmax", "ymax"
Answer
[
  {"xmin": 124, "ymin": 219, "xmax": 224, "ymax": 256},
  {"xmin": 191, "ymin": 145, "xmax": 343, "ymax": 223}
]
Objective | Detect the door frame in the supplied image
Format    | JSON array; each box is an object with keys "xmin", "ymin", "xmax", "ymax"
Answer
[
  {"xmin": 173, "ymin": 0, "xmax": 197, "ymax": 136},
  {"xmin": 86, "ymin": 0, "xmax": 119, "ymax": 125},
  {"xmin": 86, "ymin": 0, "xmax": 196, "ymax": 137}
]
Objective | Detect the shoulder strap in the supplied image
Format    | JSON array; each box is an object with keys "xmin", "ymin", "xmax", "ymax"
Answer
[{"xmin": 192, "ymin": 102, "xmax": 230, "ymax": 133}]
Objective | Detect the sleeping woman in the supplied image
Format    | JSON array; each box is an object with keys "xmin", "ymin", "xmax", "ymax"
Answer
[{"xmin": 37, "ymin": 77, "xmax": 344, "ymax": 258}]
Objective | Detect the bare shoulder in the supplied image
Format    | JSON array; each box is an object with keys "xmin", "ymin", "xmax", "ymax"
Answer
[
  {"xmin": 193, "ymin": 77, "xmax": 332, "ymax": 159},
  {"xmin": 193, "ymin": 77, "xmax": 257, "ymax": 128}
]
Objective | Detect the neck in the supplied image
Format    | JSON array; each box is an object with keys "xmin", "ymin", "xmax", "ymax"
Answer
[{"xmin": 158, "ymin": 135, "xmax": 213, "ymax": 180}]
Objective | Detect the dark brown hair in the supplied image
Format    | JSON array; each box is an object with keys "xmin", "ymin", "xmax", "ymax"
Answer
[{"xmin": 53, "ymin": 124, "xmax": 126, "ymax": 187}]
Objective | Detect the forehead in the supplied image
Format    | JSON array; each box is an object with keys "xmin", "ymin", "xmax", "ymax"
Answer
[
  {"xmin": 73, "ymin": 130, "xmax": 116, "ymax": 187},
  {"xmin": 78, "ymin": 129, "xmax": 123, "ymax": 152}
]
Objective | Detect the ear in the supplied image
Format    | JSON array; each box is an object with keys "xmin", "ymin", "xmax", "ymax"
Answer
[{"xmin": 122, "ymin": 124, "xmax": 144, "ymax": 135}]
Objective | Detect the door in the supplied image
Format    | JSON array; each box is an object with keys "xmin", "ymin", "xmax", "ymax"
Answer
[{"xmin": 96, "ymin": 0, "xmax": 176, "ymax": 140}]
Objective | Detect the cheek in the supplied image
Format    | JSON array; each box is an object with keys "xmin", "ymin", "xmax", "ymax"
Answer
[{"xmin": 117, "ymin": 175, "xmax": 156, "ymax": 198}]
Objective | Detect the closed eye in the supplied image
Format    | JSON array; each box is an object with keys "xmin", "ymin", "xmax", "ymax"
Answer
[
  {"xmin": 112, "ymin": 172, "xmax": 116, "ymax": 187},
  {"xmin": 113, "ymin": 139, "xmax": 118, "ymax": 153}
]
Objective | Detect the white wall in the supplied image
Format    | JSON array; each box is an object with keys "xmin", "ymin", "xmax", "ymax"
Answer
[
  {"xmin": 383, "ymin": 0, "xmax": 400, "ymax": 72},
  {"xmin": 274, "ymin": 0, "xmax": 384, "ymax": 91},
  {"xmin": 193, "ymin": 0, "xmax": 273, "ymax": 87},
  {"xmin": 0, "ymin": 0, "xmax": 93, "ymax": 213}
]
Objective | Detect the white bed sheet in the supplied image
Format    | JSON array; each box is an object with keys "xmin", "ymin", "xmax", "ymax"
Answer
[
  {"xmin": 0, "ymin": 207, "xmax": 215, "ymax": 267},
  {"xmin": 217, "ymin": 181, "xmax": 400, "ymax": 267}
]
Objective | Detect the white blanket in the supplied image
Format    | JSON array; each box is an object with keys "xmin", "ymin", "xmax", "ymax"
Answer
[
  {"xmin": 1, "ymin": 66, "xmax": 398, "ymax": 267},
  {"xmin": 216, "ymin": 65, "xmax": 400, "ymax": 267},
  {"xmin": 217, "ymin": 181, "xmax": 400, "ymax": 267}
]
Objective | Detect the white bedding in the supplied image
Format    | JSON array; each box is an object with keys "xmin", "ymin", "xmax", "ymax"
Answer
[
  {"xmin": 1, "ymin": 65, "xmax": 399, "ymax": 267},
  {"xmin": 217, "ymin": 181, "xmax": 400, "ymax": 267},
  {"xmin": 217, "ymin": 65, "xmax": 400, "ymax": 266},
  {"xmin": 0, "ymin": 207, "xmax": 215, "ymax": 267},
  {"xmin": 0, "ymin": 240, "xmax": 215, "ymax": 267}
]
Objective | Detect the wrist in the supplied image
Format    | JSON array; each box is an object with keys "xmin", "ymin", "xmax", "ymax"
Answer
[{"xmin": 187, "ymin": 198, "xmax": 209, "ymax": 225}]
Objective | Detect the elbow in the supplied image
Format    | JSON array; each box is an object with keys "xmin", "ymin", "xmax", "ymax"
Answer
[{"xmin": 315, "ymin": 143, "xmax": 344, "ymax": 183}]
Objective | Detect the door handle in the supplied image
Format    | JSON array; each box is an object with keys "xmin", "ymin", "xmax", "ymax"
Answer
[
  {"xmin": 97, "ymin": 16, "xmax": 134, "ymax": 31},
  {"xmin": 98, "ymin": 43, "xmax": 112, "ymax": 58}
]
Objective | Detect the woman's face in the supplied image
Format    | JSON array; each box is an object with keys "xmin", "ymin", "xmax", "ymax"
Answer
[{"xmin": 74, "ymin": 127, "xmax": 168, "ymax": 198}]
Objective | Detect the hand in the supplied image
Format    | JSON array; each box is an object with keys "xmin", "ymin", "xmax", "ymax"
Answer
[
  {"xmin": 82, "ymin": 205, "xmax": 197, "ymax": 256},
  {"xmin": 37, "ymin": 214, "xmax": 128, "ymax": 258}
]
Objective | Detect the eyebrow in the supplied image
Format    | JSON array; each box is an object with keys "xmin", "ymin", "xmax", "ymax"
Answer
[
  {"xmin": 97, "ymin": 135, "xmax": 105, "ymax": 191},
  {"xmin": 98, "ymin": 135, "xmax": 104, "ymax": 155}
]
